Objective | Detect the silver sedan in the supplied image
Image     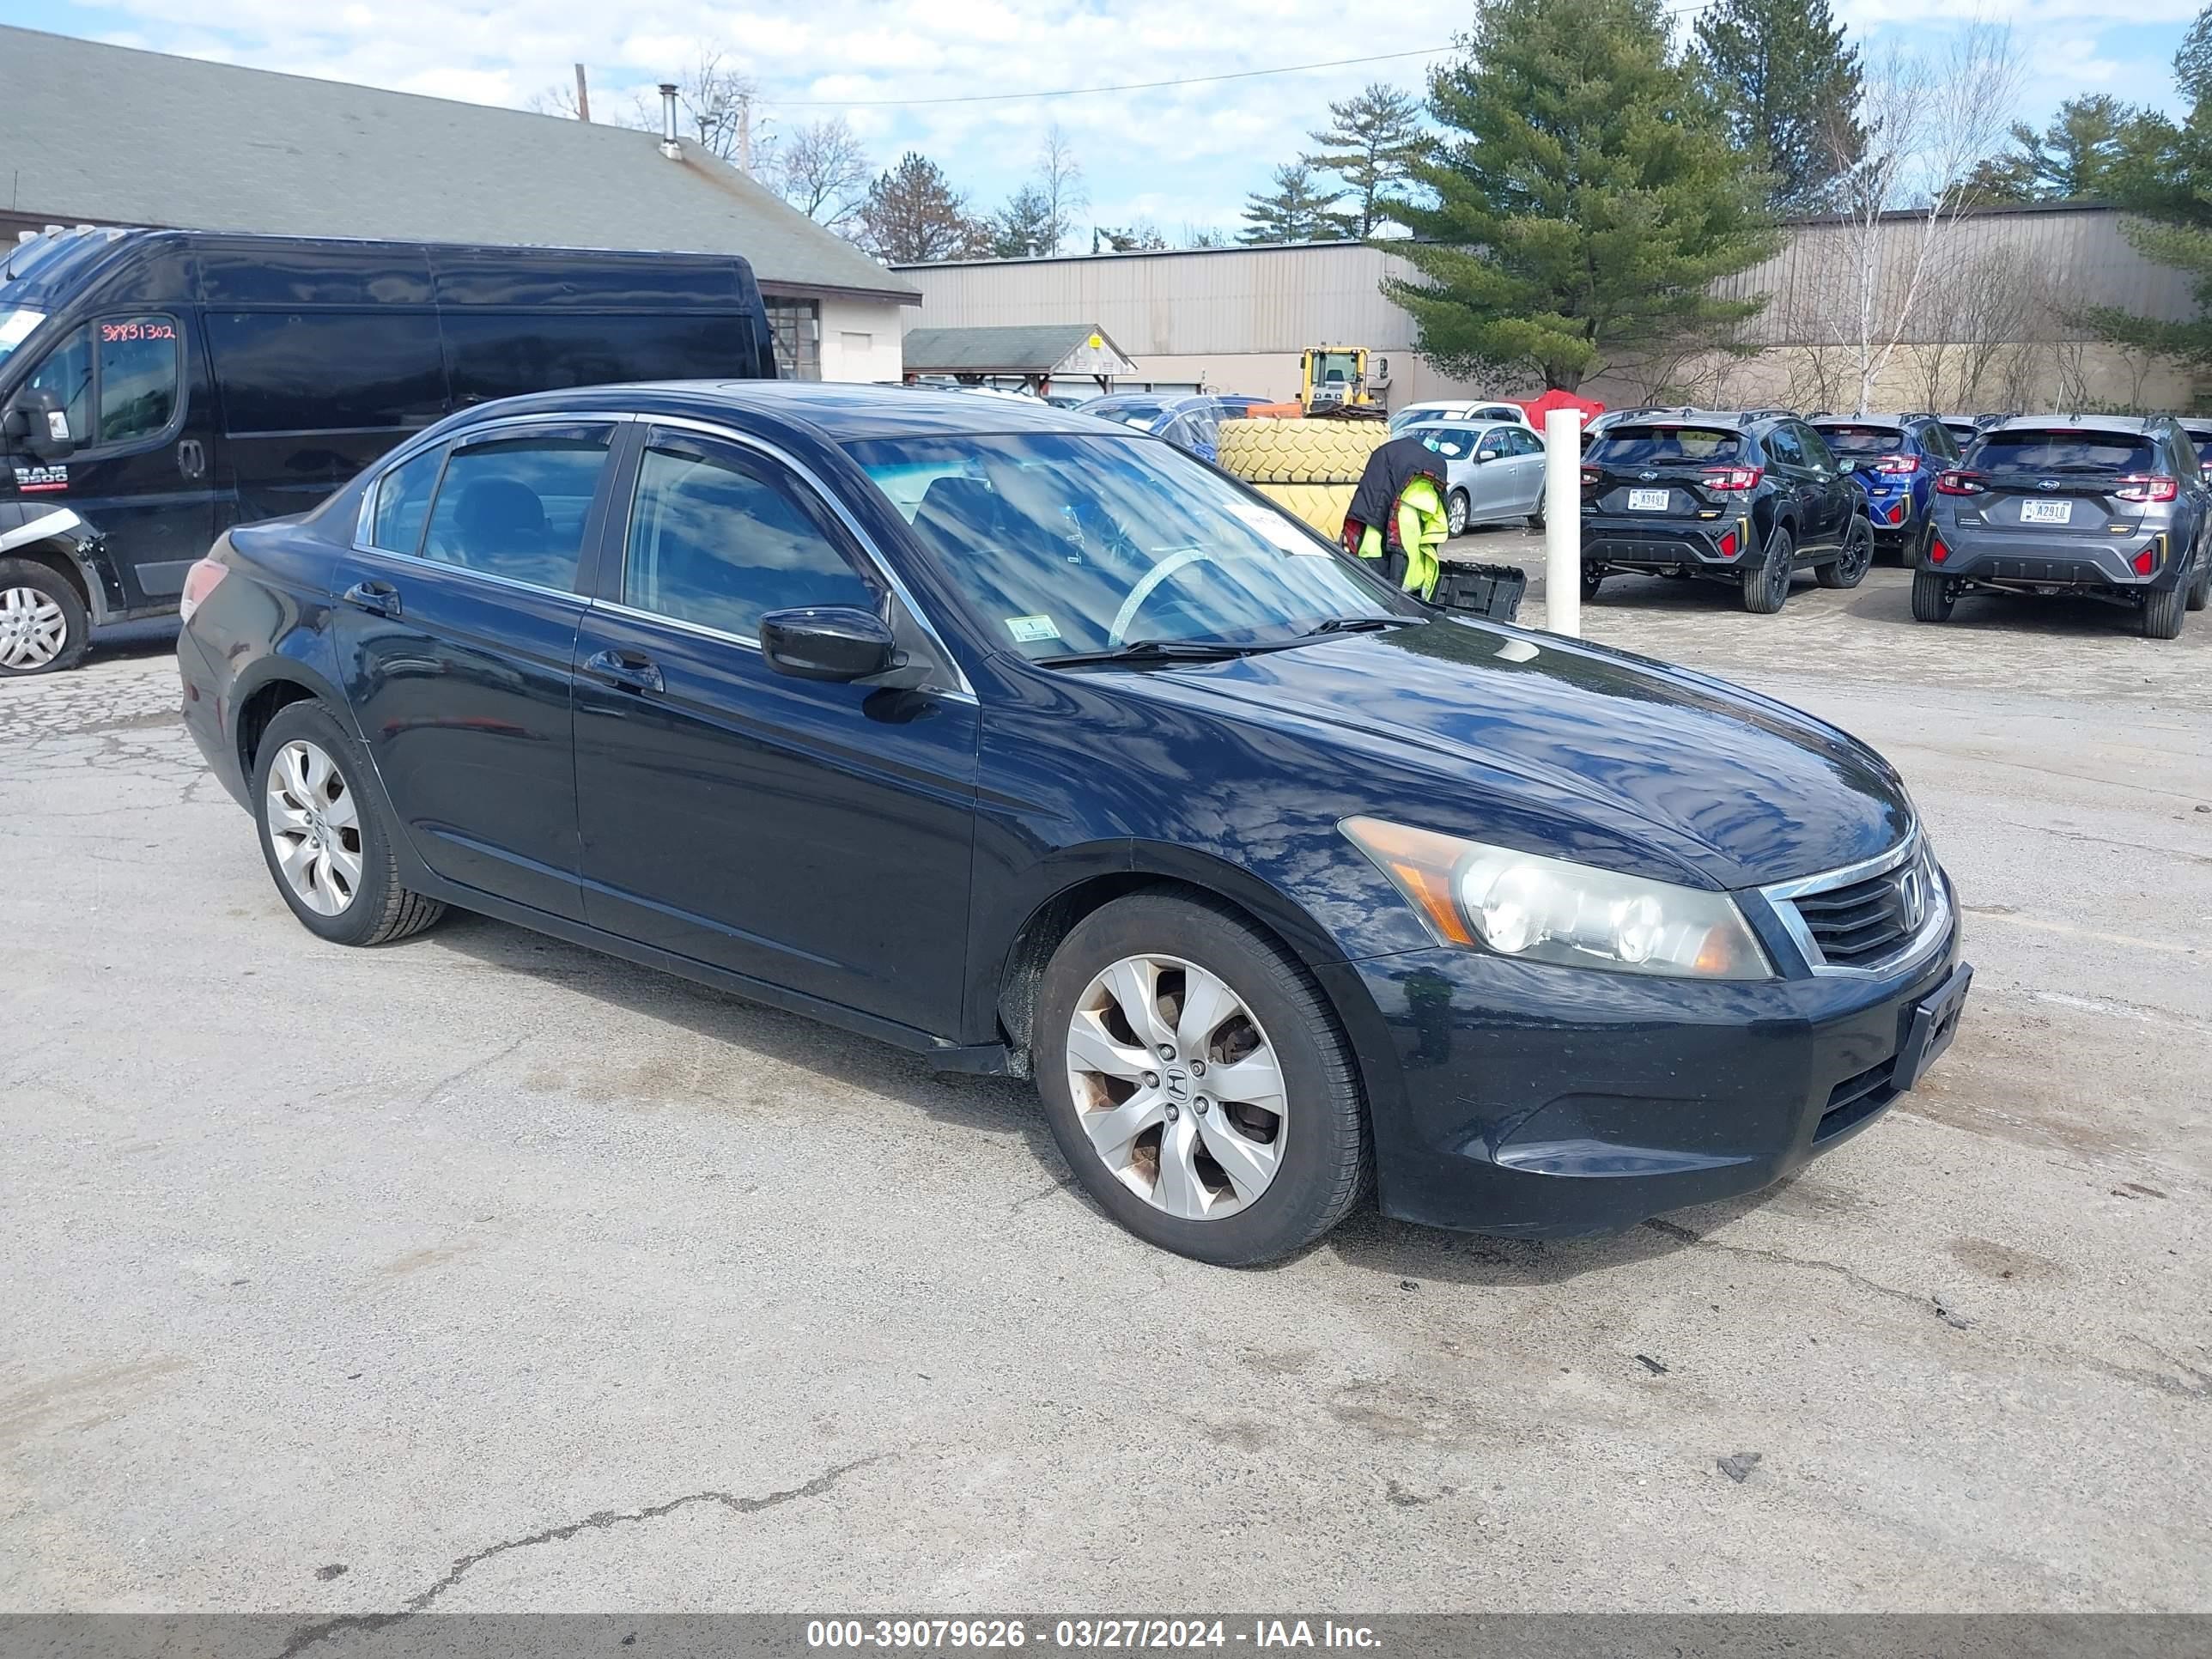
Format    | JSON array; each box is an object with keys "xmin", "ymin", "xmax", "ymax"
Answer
[{"xmin": 1403, "ymin": 419, "xmax": 1549, "ymax": 534}]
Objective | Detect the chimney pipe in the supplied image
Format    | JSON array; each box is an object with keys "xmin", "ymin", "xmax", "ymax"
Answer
[
  {"xmin": 573, "ymin": 63, "xmax": 591, "ymax": 123},
  {"xmin": 658, "ymin": 83, "xmax": 680, "ymax": 157}
]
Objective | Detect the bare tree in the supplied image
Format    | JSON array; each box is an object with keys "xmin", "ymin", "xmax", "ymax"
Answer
[
  {"xmin": 528, "ymin": 82, "xmax": 585, "ymax": 119},
  {"xmin": 1824, "ymin": 22, "xmax": 2024, "ymax": 413},
  {"xmin": 632, "ymin": 46, "xmax": 769, "ymax": 173},
  {"xmin": 1036, "ymin": 124, "xmax": 1088, "ymax": 254},
  {"xmin": 774, "ymin": 118, "xmax": 871, "ymax": 235}
]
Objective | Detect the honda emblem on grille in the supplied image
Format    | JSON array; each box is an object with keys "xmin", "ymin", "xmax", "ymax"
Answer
[
  {"xmin": 1897, "ymin": 864, "xmax": 1927, "ymax": 932},
  {"xmin": 1639, "ymin": 470, "xmax": 1659, "ymax": 481},
  {"xmin": 2038, "ymin": 478, "xmax": 2061, "ymax": 491}
]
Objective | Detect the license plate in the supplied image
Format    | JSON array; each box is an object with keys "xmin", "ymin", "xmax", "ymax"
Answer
[
  {"xmin": 1894, "ymin": 963, "xmax": 1972, "ymax": 1091},
  {"xmin": 2019, "ymin": 499, "xmax": 2072, "ymax": 525},
  {"xmin": 1628, "ymin": 489, "xmax": 1669, "ymax": 511}
]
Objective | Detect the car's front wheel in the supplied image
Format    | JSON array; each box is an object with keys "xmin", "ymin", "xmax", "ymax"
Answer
[
  {"xmin": 1817, "ymin": 515, "xmax": 1874, "ymax": 589},
  {"xmin": 1446, "ymin": 489, "xmax": 1470, "ymax": 536},
  {"xmin": 1034, "ymin": 891, "xmax": 1368, "ymax": 1266},
  {"xmin": 252, "ymin": 701, "xmax": 446, "ymax": 946},
  {"xmin": 0, "ymin": 558, "xmax": 90, "ymax": 677}
]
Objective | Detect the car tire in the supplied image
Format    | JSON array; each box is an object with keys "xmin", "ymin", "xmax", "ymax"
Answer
[
  {"xmin": 1741, "ymin": 526, "xmax": 1793, "ymax": 614},
  {"xmin": 0, "ymin": 557, "xmax": 92, "ymax": 677},
  {"xmin": 1447, "ymin": 489, "xmax": 1470, "ymax": 537},
  {"xmin": 1817, "ymin": 515, "xmax": 1874, "ymax": 589},
  {"xmin": 2187, "ymin": 547, "xmax": 2210, "ymax": 612},
  {"xmin": 1911, "ymin": 568, "xmax": 1955, "ymax": 623},
  {"xmin": 2142, "ymin": 580, "xmax": 2187, "ymax": 640},
  {"xmin": 1527, "ymin": 499, "xmax": 1546, "ymax": 532},
  {"xmin": 252, "ymin": 700, "xmax": 447, "ymax": 946},
  {"xmin": 1032, "ymin": 890, "xmax": 1369, "ymax": 1267}
]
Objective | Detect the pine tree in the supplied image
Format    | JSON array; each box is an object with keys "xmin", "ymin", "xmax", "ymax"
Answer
[
  {"xmin": 857, "ymin": 153, "xmax": 984, "ymax": 264},
  {"xmin": 988, "ymin": 185, "xmax": 1058, "ymax": 258},
  {"xmin": 1238, "ymin": 163, "xmax": 1346, "ymax": 245},
  {"xmin": 1966, "ymin": 95, "xmax": 2170, "ymax": 203},
  {"xmin": 1693, "ymin": 0, "xmax": 1863, "ymax": 214},
  {"xmin": 1387, "ymin": 0, "xmax": 1775, "ymax": 392},
  {"xmin": 1301, "ymin": 82, "xmax": 1429, "ymax": 236}
]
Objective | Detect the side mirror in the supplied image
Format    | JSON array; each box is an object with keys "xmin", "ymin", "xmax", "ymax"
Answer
[
  {"xmin": 759, "ymin": 606, "xmax": 899, "ymax": 683},
  {"xmin": 3, "ymin": 388, "xmax": 74, "ymax": 461}
]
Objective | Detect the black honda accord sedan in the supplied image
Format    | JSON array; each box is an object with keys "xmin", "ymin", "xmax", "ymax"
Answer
[{"xmin": 177, "ymin": 383, "xmax": 1970, "ymax": 1265}]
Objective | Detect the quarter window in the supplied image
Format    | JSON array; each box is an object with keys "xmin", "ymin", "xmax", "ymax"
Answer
[
  {"xmin": 368, "ymin": 447, "xmax": 446, "ymax": 555},
  {"xmin": 623, "ymin": 438, "xmax": 875, "ymax": 639},
  {"xmin": 419, "ymin": 429, "xmax": 611, "ymax": 590},
  {"xmin": 1765, "ymin": 425, "xmax": 1805, "ymax": 467}
]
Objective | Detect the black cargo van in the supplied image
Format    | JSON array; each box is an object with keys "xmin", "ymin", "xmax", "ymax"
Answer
[{"xmin": 0, "ymin": 228, "xmax": 778, "ymax": 674}]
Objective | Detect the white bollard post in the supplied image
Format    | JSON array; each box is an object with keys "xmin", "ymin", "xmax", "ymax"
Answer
[{"xmin": 1543, "ymin": 406, "xmax": 1582, "ymax": 638}]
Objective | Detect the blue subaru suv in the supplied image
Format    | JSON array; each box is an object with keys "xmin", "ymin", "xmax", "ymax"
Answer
[{"xmin": 1810, "ymin": 415, "xmax": 1964, "ymax": 562}]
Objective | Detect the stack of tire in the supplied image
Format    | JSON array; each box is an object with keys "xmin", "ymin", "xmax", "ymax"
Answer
[{"xmin": 1215, "ymin": 418, "xmax": 1392, "ymax": 540}]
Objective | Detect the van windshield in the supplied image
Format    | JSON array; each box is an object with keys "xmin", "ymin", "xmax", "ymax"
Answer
[{"xmin": 0, "ymin": 307, "xmax": 46, "ymax": 367}]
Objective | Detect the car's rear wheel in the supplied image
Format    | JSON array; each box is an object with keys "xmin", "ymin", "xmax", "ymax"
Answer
[
  {"xmin": 252, "ymin": 701, "xmax": 446, "ymax": 946},
  {"xmin": 1446, "ymin": 489, "xmax": 1470, "ymax": 537},
  {"xmin": 1527, "ymin": 498, "xmax": 1546, "ymax": 532},
  {"xmin": 2187, "ymin": 546, "xmax": 2210, "ymax": 612},
  {"xmin": 1033, "ymin": 891, "xmax": 1368, "ymax": 1266},
  {"xmin": 2142, "ymin": 579, "xmax": 2187, "ymax": 640},
  {"xmin": 1742, "ymin": 526, "xmax": 1793, "ymax": 614},
  {"xmin": 1911, "ymin": 568, "xmax": 1955, "ymax": 623},
  {"xmin": 1817, "ymin": 515, "xmax": 1875, "ymax": 589},
  {"xmin": 0, "ymin": 558, "xmax": 90, "ymax": 677}
]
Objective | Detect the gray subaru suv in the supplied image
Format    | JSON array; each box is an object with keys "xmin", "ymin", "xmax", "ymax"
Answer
[{"xmin": 1917, "ymin": 414, "xmax": 2212, "ymax": 639}]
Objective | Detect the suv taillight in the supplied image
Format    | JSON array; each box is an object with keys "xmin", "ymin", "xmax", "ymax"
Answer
[
  {"xmin": 178, "ymin": 556, "xmax": 228, "ymax": 623},
  {"xmin": 1935, "ymin": 471, "xmax": 1987, "ymax": 495},
  {"xmin": 2115, "ymin": 474, "xmax": 2179, "ymax": 502},
  {"xmin": 1873, "ymin": 453, "xmax": 1920, "ymax": 475},
  {"xmin": 1579, "ymin": 466, "xmax": 1601, "ymax": 488},
  {"xmin": 1702, "ymin": 465, "xmax": 1763, "ymax": 491}
]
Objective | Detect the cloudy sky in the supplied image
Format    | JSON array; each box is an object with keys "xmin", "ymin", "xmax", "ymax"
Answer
[{"xmin": 0, "ymin": 0, "xmax": 2201, "ymax": 241}]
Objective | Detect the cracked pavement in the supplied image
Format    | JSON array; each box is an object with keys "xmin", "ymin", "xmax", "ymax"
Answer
[{"xmin": 1, "ymin": 580, "xmax": 2208, "ymax": 1614}]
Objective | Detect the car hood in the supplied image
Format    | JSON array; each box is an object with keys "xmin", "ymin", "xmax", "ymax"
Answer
[{"xmin": 1113, "ymin": 619, "xmax": 1912, "ymax": 889}]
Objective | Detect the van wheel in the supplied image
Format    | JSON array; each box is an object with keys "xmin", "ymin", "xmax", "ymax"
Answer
[
  {"xmin": 1446, "ymin": 490, "xmax": 1469, "ymax": 536},
  {"xmin": 1817, "ymin": 516, "xmax": 1874, "ymax": 589},
  {"xmin": 252, "ymin": 700, "xmax": 447, "ymax": 946},
  {"xmin": 1033, "ymin": 891, "xmax": 1369, "ymax": 1266},
  {"xmin": 1741, "ymin": 526, "xmax": 1793, "ymax": 614},
  {"xmin": 2142, "ymin": 580, "xmax": 2187, "ymax": 640},
  {"xmin": 1911, "ymin": 568, "xmax": 1955, "ymax": 623},
  {"xmin": 0, "ymin": 558, "xmax": 90, "ymax": 677}
]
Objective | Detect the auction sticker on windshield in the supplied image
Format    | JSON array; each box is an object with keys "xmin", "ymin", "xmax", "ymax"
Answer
[
  {"xmin": 1230, "ymin": 502, "xmax": 1325, "ymax": 553},
  {"xmin": 1005, "ymin": 615, "xmax": 1061, "ymax": 643}
]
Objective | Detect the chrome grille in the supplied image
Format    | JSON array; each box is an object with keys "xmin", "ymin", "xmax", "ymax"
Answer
[{"xmin": 1765, "ymin": 835, "xmax": 1946, "ymax": 975}]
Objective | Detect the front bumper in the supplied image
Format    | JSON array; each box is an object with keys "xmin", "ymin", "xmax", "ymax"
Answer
[
  {"xmin": 1928, "ymin": 525, "xmax": 2184, "ymax": 591},
  {"xmin": 1583, "ymin": 512, "xmax": 1752, "ymax": 572},
  {"xmin": 1323, "ymin": 915, "xmax": 1966, "ymax": 1238}
]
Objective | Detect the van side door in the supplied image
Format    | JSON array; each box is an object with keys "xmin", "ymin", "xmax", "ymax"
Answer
[{"xmin": 11, "ymin": 310, "xmax": 215, "ymax": 613}]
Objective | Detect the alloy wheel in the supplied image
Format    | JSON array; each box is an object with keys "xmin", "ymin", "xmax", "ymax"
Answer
[
  {"xmin": 0, "ymin": 586, "xmax": 68, "ymax": 672},
  {"xmin": 1064, "ymin": 953, "xmax": 1289, "ymax": 1221},
  {"xmin": 1447, "ymin": 492, "xmax": 1469, "ymax": 536},
  {"xmin": 264, "ymin": 740, "xmax": 365, "ymax": 916}
]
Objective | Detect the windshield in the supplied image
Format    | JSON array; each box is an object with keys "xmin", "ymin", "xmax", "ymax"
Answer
[
  {"xmin": 1413, "ymin": 426, "xmax": 1483, "ymax": 459},
  {"xmin": 0, "ymin": 307, "xmax": 46, "ymax": 367},
  {"xmin": 1815, "ymin": 424, "xmax": 1905, "ymax": 458},
  {"xmin": 847, "ymin": 431, "xmax": 1414, "ymax": 661},
  {"xmin": 1315, "ymin": 352, "xmax": 1358, "ymax": 385},
  {"xmin": 1977, "ymin": 430, "xmax": 2157, "ymax": 472},
  {"xmin": 1084, "ymin": 399, "xmax": 1169, "ymax": 430},
  {"xmin": 1589, "ymin": 426, "xmax": 1743, "ymax": 465}
]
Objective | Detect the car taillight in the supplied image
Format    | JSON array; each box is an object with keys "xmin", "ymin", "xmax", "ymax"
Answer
[
  {"xmin": 1580, "ymin": 466, "xmax": 1601, "ymax": 488},
  {"xmin": 178, "ymin": 556, "xmax": 228, "ymax": 623},
  {"xmin": 1702, "ymin": 466, "xmax": 1763, "ymax": 491},
  {"xmin": 1935, "ymin": 471, "xmax": 1986, "ymax": 495},
  {"xmin": 1873, "ymin": 453, "xmax": 1920, "ymax": 475},
  {"xmin": 2115, "ymin": 474, "xmax": 2179, "ymax": 502}
]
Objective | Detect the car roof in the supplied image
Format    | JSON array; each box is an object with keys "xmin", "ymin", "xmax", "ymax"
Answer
[
  {"xmin": 1984, "ymin": 413, "xmax": 2160, "ymax": 436},
  {"xmin": 442, "ymin": 380, "xmax": 1119, "ymax": 444},
  {"xmin": 1407, "ymin": 417, "xmax": 1523, "ymax": 434}
]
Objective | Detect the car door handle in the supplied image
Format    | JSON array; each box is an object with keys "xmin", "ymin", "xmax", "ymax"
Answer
[
  {"xmin": 342, "ymin": 579, "xmax": 401, "ymax": 618},
  {"xmin": 584, "ymin": 648, "xmax": 664, "ymax": 695},
  {"xmin": 176, "ymin": 438, "xmax": 206, "ymax": 480}
]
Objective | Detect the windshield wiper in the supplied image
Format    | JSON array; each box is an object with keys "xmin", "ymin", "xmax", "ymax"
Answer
[
  {"xmin": 1041, "ymin": 638, "xmax": 1267, "ymax": 669},
  {"xmin": 1303, "ymin": 615, "xmax": 1416, "ymax": 635}
]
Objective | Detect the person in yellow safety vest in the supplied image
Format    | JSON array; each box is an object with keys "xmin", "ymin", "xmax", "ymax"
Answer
[{"xmin": 1340, "ymin": 435, "xmax": 1449, "ymax": 601}]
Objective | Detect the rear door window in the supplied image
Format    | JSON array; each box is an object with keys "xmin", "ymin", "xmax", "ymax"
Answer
[
  {"xmin": 1796, "ymin": 424, "xmax": 1838, "ymax": 471},
  {"xmin": 1765, "ymin": 425, "xmax": 1806, "ymax": 468},
  {"xmin": 1591, "ymin": 426, "xmax": 1743, "ymax": 465},
  {"xmin": 1976, "ymin": 430, "xmax": 2159, "ymax": 473},
  {"xmin": 368, "ymin": 446, "xmax": 446, "ymax": 555},
  {"xmin": 419, "ymin": 427, "xmax": 611, "ymax": 590}
]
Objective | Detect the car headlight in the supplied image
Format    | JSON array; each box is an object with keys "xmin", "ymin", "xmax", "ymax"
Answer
[{"xmin": 1341, "ymin": 817, "xmax": 1773, "ymax": 981}]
